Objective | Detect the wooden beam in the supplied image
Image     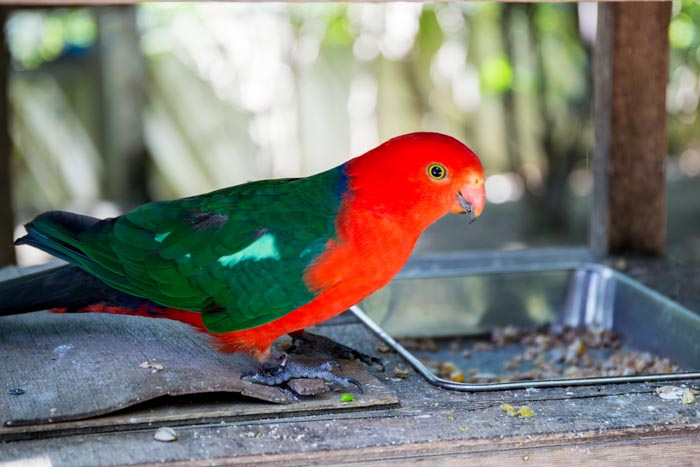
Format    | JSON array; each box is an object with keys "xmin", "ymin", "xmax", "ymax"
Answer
[
  {"xmin": 591, "ymin": 2, "xmax": 671, "ymax": 257},
  {"xmin": 97, "ymin": 6, "xmax": 149, "ymax": 209},
  {"xmin": 0, "ymin": 7, "xmax": 16, "ymax": 267}
]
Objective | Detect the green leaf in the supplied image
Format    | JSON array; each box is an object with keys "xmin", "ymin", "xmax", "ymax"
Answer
[
  {"xmin": 339, "ymin": 393, "xmax": 355, "ymax": 402},
  {"xmin": 670, "ymin": 14, "xmax": 699, "ymax": 50},
  {"xmin": 479, "ymin": 55, "xmax": 513, "ymax": 95}
]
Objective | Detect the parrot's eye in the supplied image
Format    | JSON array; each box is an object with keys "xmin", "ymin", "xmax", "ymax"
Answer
[{"xmin": 427, "ymin": 163, "xmax": 447, "ymax": 180}]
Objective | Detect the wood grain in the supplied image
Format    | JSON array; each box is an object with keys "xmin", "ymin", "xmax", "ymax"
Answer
[
  {"xmin": 0, "ymin": 311, "xmax": 395, "ymax": 430},
  {"xmin": 2, "ymin": 316, "xmax": 700, "ymax": 465},
  {"xmin": 3, "ymin": 384, "xmax": 700, "ymax": 466},
  {"xmin": 591, "ymin": 3, "xmax": 671, "ymax": 257},
  {"xmin": 0, "ymin": 7, "xmax": 15, "ymax": 267}
]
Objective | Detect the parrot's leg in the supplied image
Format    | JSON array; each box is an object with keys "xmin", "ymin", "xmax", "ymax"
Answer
[
  {"xmin": 288, "ymin": 330, "xmax": 384, "ymax": 371},
  {"xmin": 241, "ymin": 355, "xmax": 363, "ymax": 393}
]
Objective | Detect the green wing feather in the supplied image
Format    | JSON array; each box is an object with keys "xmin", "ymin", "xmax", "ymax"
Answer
[{"xmin": 20, "ymin": 168, "xmax": 348, "ymax": 333}]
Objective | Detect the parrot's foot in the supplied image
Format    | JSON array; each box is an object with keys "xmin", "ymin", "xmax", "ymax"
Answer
[
  {"xmin": 288, "ymin": 330, "xmax": 385, "ymax": 371},
  {"xmin": 242, "ymin": 356, "xmax": 363, "ymax": 394}
]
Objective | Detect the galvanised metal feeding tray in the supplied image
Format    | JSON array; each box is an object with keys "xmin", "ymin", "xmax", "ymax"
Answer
[{"xmin": 352, "ymin": 249, "xmax": 700, "ymax": 391}]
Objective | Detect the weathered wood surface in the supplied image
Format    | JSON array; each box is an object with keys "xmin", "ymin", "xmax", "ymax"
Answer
[
  {"xmin": 0, "ymin": 7, "xmax": 15, "ymax": 268},
  {"xmin": 0, "ymin": 269, "xmax": 395, "ymax": 413},
  {"xmin": 2, "ymin": 355, "xmax": 700, "ymax": 466},
  {"xmin": 0, "ymin": 265, "xmax": 395, "ymax": 431},
  {"xmin": 2, "ymin": 259, "xmax": 700, "ymax": 465},
  {"xmin": 0, "ymin": 312, "xmax": 395, "ymax": 429},
  {"xmin": 2, "ymin": 289, "xmax": 700, "ymax": 463},
  {"xmin": 591, "ymin": 3, "xmax": 671, "ymax": 257}
]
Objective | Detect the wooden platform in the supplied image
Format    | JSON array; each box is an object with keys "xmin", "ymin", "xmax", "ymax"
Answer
[
  {"xmin": 0, "ymin": 3, "xmax": 692, "ymax": 464},
  {"xmin": 1, "ymin": 260, "xmax": 700, "ymax": 466},
  {"xmin": 0, "ymin": 313, "xmax": 396, "ymax": 428}
]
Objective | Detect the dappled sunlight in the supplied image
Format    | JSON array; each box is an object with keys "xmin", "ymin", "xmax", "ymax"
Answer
[
  {"xmin": 10, "ymin": 76, "xmax": 102, "ymax": 209},
  {"xmin": 5, "ymin": 3, "xmax": 700, "ymax": 258},
  {"xmin": 679, "ymin": 148, "xmax": 700, "ymax": 177},
  {"xmin": 567, "ymin": 169, "xmax": 593, "ymax": 198},
  {"xmin": 485, "ymin": 172, "xmax": 525, "ymax": 204}
]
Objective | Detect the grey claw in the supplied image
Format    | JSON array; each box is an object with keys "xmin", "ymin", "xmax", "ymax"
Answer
[
  {"xmin": 242, "ymin": 360, "xmax": 363, "ymax": 394},
  {"xmin": 289, "ymin": 331, "xmax": 384, "ymax": 371}
]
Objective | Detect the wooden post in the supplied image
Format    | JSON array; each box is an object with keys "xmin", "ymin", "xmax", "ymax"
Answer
[
  {"xmin": 591, "ymin": 2, "xmax": 671, "ymax": 257},
  {"xmin": 0, "ymin": 7, "xmax": 16, "ymax": 266},
  {"xmin": 97, "ymin": 6, "xmax": 149, "ymax": 209}
]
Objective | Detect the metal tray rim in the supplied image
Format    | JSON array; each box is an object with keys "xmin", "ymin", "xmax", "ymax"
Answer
[{"xmin": 352, "ymin": 262, "xmax": 700, "ymax": 392}]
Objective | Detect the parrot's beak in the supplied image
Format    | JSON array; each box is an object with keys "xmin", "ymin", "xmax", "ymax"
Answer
[
  {"xmin": 454, "ymin": 184, "xmax": 485, "ymax": 223},
  {"xmin": 457, "ymin": 193, "xmax": 477, "ymax": 223}
]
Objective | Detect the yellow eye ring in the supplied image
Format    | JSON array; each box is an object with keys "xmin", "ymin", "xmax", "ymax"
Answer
[{"xmin": 427, "ymin": 163, "xmax": 447, "ymax": 180}]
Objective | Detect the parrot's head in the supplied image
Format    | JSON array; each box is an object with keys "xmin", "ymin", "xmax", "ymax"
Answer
[{"xmin": 346, "ymin": 132, "xmax": 485, "ymax": 230}]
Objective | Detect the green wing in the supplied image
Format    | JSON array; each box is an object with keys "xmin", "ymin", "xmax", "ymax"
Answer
[{"xmin": 21, "ymin": 168, "xmax": 347, "ymax": 333}]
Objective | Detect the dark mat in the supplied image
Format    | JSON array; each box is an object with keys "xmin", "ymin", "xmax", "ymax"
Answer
[{"xmin": 0, "ymin": 266, "xmax": 396, "ymax": 430}]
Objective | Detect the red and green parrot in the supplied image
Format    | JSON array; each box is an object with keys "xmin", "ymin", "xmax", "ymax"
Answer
[{"xmin": 0, "ymin": 132, "xmax": 485, "ymax": 391}]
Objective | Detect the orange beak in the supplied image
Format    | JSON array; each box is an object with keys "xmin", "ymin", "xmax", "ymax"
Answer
[{"xmin": 453, "ymin": 184, "xmax": 486, "ymax": 222}]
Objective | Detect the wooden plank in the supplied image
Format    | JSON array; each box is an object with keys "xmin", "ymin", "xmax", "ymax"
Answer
[
  {"xmin": 3, "ymin": 279, "xmax": 700, "ymax": 465},
  {"xmin": 0, "ymin": 265, "xmax": 395, "ymax": 429},
  {"xmin": 591, "ymin": 3, "xmax": 671, "ymax": 257},
  {"xmin": 0, "ymin": 7, "xmax": 15, "ymax": 267},
  {"xmin": 0, "ymin": 310, "xmax": 395, "ymax": 430},
  {"xmin": 234, "ymin": 435, "xmax": 700, "ymax": 466},
  {"xmin": 3, "ymin": 385, "xmax": 700, "ymax": 466}
]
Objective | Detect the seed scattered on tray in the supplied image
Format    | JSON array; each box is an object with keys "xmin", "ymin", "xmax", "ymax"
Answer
[
  {"xmin": 139, "ymin": 361, "xmax": 164, "ymax": 372},
  {"xmin": 436, "ymin": 362, "xmax": 465, "ymax": 382},
  {"xmin": 154, "ymin": 427, "xmax": 177, "ymax": 442},
  {"xmin": 491, "ymin": 325, "xmax": 520, "ymax": 347},
  {"xmin": 656, "ymin": 386, "xmax": 684, "ymax": 400},
  {"xmin": 472, "ymin": 342, "xmax": 494, "ymax": 352},
  {"xmin": 392, "ymin": 366, "xmax": 411, "ymax": 379},
  {"xmin": 500, "ymin": 404, "xmax": 534, "ymax": 418},
  {"xmin": 656, "ymin": 386, "xmax": 698, "ymax": 404},
  {"xmin": 501, "ymin": 404, "xmax": 517, "ymax": 416},
  {"xmin": 682, "ymin": 389, "xmax": 696, "ymax": 405},
  {"xmin": 404, "ymin": 325, "xmax": 682, "ymax": 383},
  {"xmin": 397, "ymin": 337, "xmax": 438, "ymax": 352}
]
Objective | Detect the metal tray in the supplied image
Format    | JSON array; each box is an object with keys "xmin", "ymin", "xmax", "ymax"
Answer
[{"xmin": 352, "ymin": 249, "xmax": 700, "ymax": 391}]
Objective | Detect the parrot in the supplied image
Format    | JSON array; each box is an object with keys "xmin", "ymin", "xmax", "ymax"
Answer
[{"xmin": 0, "ymin": 132, "xmax": 485, "ymax": 392}]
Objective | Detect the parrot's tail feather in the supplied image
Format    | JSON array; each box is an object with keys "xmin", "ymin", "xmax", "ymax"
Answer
[
  {"xmin": 0, "ymin": 264, "xmax": 106, "ymax": 316},
  {"xmin": 57, "ymin": 303, "xmax": 207, "ymax": 330},
  {"xmin": 15, "ymin": 211, "xmax": 106, "ymax": 265},
  {"xmin": 0, "ymin": 263, "xmax": 207, "ymax": 331},
  {"xmin": 15, "ymin": 211, "xmax": 130, "ymax": 293}
]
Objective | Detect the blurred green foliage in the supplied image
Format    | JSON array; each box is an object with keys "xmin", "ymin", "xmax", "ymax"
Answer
[
  {"xmin": 4, "ymin": 3, "xmax": 700, "ymax": 258},
  {"xmin": 668, "ymin": 1, "xmax": 700, "ymax": 157},
  {"xmin": 7, "ymin": 9, "xmax": 96, "ymax": 70},
  {"xmin": 480, "ymin": 55, "xmax": 512, "ymax": 95}
]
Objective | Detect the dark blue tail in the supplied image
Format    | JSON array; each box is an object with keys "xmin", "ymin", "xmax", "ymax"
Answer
[{"xmin": 0, "ymin": 264, "xmax": 115, "ymax": 316}]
